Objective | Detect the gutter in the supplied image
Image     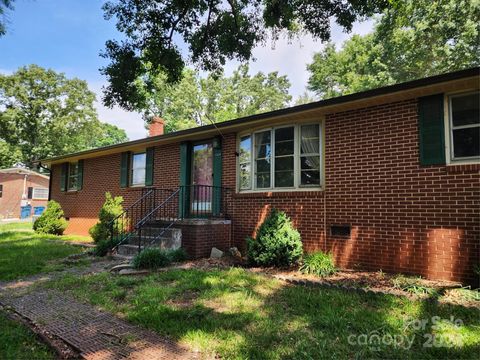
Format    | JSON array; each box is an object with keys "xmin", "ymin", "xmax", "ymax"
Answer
[{"xmin": 41, "ymin": 67, "xmax": 480, "ymax": 165}]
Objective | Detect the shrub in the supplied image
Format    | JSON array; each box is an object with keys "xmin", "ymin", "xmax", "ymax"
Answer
[
  {"xmin": 89, "ymin": 192, "xmax": 124, "ymax": 244},
  {"xmin": 247, "ymin": 208, "xmax": 303, "ymax": 267},
  {"xmin": 133, "ymin": 248, "xmax": 172, "ymax": 269},
  {"xmin": 300, "ymin": 251, "xmax": 337, "ymax": 277},
  {"xmin": 132, "ymin": 247, "xmax": 188, "ymax": 269},
  {"xmin": 33, "ymin": 200, "xmax": 68, "ymax": 235},
  {"xmin": 168, "ymin": 248, "xmax": 188, "ymax": 262},
  {"xmin": 94, "ymin": 238, "xmax": 121, "ymax": 257}
]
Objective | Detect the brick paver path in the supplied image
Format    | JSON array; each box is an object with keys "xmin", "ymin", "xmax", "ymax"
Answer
[{"xmin": 0, "ymin": 289, "xmax": 198, "ymax": 360}]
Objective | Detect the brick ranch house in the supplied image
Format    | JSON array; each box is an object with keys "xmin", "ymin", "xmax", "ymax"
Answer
[
  {"xmin": 42, "ymin": 68, "xmax": 479, "ymax": 284},
  {"xmin": 0, "ymin": 168, "xmax": 49, "ymax": 219}
]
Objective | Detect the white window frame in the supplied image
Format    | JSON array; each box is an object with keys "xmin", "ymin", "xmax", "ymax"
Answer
[
  {"xmin": 237, "ymin": 121, "xmax": 323, "ymax": 192},
  {"xmin": 446, "ymin": 91, "xmax": 480, "ymax": 164},
  {"xmin": 32, "ymin": 188, "xmax": 49, "ymax": 200},
  {"xmin": 130, "ymin": 151, "xmax": 147, "ymax": 187},
  {"xmin": 67, "ymin": 162, "xmax": 79, "ymax": 192}
]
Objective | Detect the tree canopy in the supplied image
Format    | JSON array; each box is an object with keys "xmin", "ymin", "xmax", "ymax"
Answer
[
  {"xmin": 138, "ymin": 65, "xmax": 292, "ymax": 132},
  {"xmin": 307, "ymin": 0, "xmax": 480, "ymax": 99},
  {"xmin": 0, "ymin": 65, "xmax": 128, "ymax": 168},
  {"xmin": 0, "ymin": 0, "xmax": 14, "ymax": 36},
  {"xmin": 100, "ymin": 0, "xmax": 389, "ymax": 110}
]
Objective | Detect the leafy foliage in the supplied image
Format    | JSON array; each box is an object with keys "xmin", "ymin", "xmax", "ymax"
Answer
[
  {"xmin": 133, "ymin": 248, "xmax": 187, "ymax": 269},
  {"xmin": 89, "ymin": 192, "xmax": 124, "ymax": 244},
  {"xmin": 0, "ymin": 65, "xmax": 128, "ymax": 167},
  {"xmin": 33, "ymin": 200, "xmax": 68, "ymax": 235},
  {"xmin": 139, "ymin": 65, "xmax": 292, "ymax": 132},
  {"xmin": 247, "ymin": 208, "xmax": 303, "ymax": 267},
  {"xmin": 307, "ymin": 0, "xmax": 480, "ymax": 98},
  {"xmin": 100, "ymin": 0, "xmax": 389, "ymax": 109},
  {"xmin": 392, "ymin": 275, "xmax": 439, "ymax": 296},
  {"xmin": 300, "ymin": 251, "xmax": 337, "ymax": 277},
  {"xmin": 0, "ymin": 0, "xmax": 14, "ymax": 36}
]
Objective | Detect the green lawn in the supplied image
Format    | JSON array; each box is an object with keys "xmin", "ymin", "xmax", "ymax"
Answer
[
  {"xmin": 0, "ymin": 222, "xmax": 87, "ymax": 281},
  {"xmin": 46, "ymin": 268, "xmax": 480, "ymax": 359},
  {"xmin": 0, "ymin": 312, "xmax": 54, "ymax": 360}
]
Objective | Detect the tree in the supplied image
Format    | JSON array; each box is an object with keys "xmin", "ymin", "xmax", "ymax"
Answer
[
  {"xmin": 0, "ymin": 140, "xmax": 21, "ymax": 168},
  {"xmin": 0, "ymin": 0, "xmax": 14, "ymax": 36},
  {"xmin": 307, "ymin": 0, "xmax": 480, "ymax": 98},
  {"xmin": 100, "ymin": 0, "xmax": 389, "ymax": 110},
  {"xmin": 139, "ymin": 65, "xmax": 292, "ymax": 132},
  {"xmin": 89, "ymin": 123, "xmax": 129, "ymax": 148},
  {"xmin": 0, "ymin": 65, "xmax": 128, "ymax": 168}
]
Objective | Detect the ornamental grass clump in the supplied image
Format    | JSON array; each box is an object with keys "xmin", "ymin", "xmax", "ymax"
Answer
[
  {"xmin": 33, "ymin": 200, "xmax": 68, "ymax": 235},
  {"xmin": 247, "ymin": 208, "xmax": 303, "ymax": 267},
  {"xmin": 300, "ymin": 251, "xmax": 337, "ymax": 277},
  {"xmin": 133, "ymin": 248, "xmax": 187, "ymax": 269}
]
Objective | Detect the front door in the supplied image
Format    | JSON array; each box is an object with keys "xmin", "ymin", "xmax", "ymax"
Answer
[{"xmin": 191, "ymin": 142, "xmax": 213, "ymax": 215}]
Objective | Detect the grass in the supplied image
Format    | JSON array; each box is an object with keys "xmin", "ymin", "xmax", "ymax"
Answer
[
  {"xmin": 0, "ymin": 312, "xmax": 54, "ymax": 360},
  {"xmin": 45, "ymin": 268, "xmax": 480, "ymax": 359},
  {"xmin": 0, "ymin": 223, "xmax": 87, "ymax": 281}
]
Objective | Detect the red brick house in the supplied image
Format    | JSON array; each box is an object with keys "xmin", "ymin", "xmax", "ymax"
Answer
[
  {"xmin": 42, "ymin": 68, "xmax": 479, "ymax": 284},
  {"xmin": 0, "ymin": 168, "xmax": 50, "ymax": 219}
]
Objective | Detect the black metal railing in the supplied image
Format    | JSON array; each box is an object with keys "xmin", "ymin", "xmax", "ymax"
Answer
[{"xmin": 109, "ymin": 185, "xmax": 232, "ymax": 254}]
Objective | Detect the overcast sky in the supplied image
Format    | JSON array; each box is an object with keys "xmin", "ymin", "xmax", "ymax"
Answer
[{"xmin": 0, "ymin": 1, "xmax": 373, "ymax": 140}]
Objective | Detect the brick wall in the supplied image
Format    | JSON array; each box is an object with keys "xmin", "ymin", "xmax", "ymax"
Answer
[
  {"xmin": 0, "ymin": 173, "xmax": 49, "ymax": 219},
  {"xmin": 51, "ymin": 98, "xmax": 479, "ymax": 284}
]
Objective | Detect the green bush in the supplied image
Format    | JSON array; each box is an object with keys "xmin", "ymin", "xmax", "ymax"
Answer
[
  {"xmin": 133, "ymin": 248, "xmax": 172, "ymax": 269},
  {"xmin": 132, "ymin": 247, "xmax": 188, "ymax": 269},
  {"xmin": 300, "ymin": 251, "xmax": 337, "ymax": 277},
  {"xmin": 247, "ymin": 208, "xmax": 303, "ymax": 267},
  {"xmin": 33, "ymin": 200, "xmax": 68, "ymax": 235},
  {"xmin": 89, "ymin": 192, "xmax": 124, "ymax": 244},
  {"xmin": 167, "ymin": 248, "xmax": 188, "ymax": 262},
  {"xmin": 94, "ymin": 238, "xmax": 121, "ymax": 257}
]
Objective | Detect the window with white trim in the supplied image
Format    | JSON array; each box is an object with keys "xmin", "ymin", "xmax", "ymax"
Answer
[
  {"xmin": 32, "ymin": 188, "xmax": 49, "ymax": 200},
  {"xmin": 448, "ymin": 92, "xmax": 480, "ymax": 161},
  {"xmin": 238, "ymin": 123, "xmax": 322, "ymax": 191},
  {"xmin": 130, "ymin": 152, "xmax": 146, "ymax": 186},
  {"xmin": 67, "ymin": 162, "xmax": 79, "ymax": 191}
]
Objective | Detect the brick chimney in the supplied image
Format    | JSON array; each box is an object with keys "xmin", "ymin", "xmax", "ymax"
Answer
[{"xmin": 148, "ymin": 116, "xmax": 165, "ymax": 137}]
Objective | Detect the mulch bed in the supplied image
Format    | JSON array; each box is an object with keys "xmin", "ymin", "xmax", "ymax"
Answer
[{"xmin": 172, "ymin": 257, "xmax": 480, "ymax": 308}]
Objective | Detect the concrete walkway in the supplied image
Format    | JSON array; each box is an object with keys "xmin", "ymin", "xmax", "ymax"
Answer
[{"xmin": 0, "ymin": 261, "xmax": 200, "ymax": 360}]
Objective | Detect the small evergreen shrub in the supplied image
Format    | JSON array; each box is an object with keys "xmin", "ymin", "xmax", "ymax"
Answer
[
  {"xmin": 33, "ymin": 200, "xmax": 68, "ymax": 235},
  {"xmin": 247, "ymin": 208, "xmax": 303, "ymax": 267},
  {"xmin": 300, "ymin": 251, "xmax": 337, "ymax": 277},
  {"xmin": 89, "ymin": 192, "xmax": 124, "ymax": 244},
  {"xmin": 94, "ymin": 238, "xmax": 121, "ymax": 257},
  {"xmin": 133, "ymin": 248, "xmax": 172, "ymax": 269}
]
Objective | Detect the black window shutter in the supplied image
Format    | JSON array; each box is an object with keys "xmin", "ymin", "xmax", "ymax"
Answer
[
  {"xmin": 60, "ymin": 163, "xmax": 68, "ymax": 191},
  {"xmin": 0, "ymin": 184, "xmax": 3, "ymax": 198},
  {"xmin": 120, "ymin": 152, "xmax": 130, "ymax": 188},
  {"xmin": 27, "ymin": 187, "xmax": 33, "ymax": 199},
  {"xmin": 77, "ymin": 160, "xmax": 84, "ymax": 190},
  {"xmin": 418, "ymin": 94, "xmax": 446, "ymax": 165},
  {"xmin": 145, "ymin": 147, "xmax": 154, "ymax": 186}
]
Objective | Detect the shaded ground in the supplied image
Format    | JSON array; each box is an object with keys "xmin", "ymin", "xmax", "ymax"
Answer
[
  {"xmin": 0, "ymin": 311, "xmax": 54, "ymax": 360},
  {"xmin": 41, "ymin": 268, "xmax": 480, "ymax": 359}
]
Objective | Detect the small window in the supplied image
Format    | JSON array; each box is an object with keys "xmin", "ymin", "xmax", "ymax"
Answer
[
  {"xmin": 27, "ymin": 187, "xmax": 33, "ymax": 199},
  {"xmin": 331, "ymin": 225, "xmax": 351, "ymax": 237},
  {"xmin": 449, "ymin": 92, "xmax": 480, "ymax": 160},
  {"xmin": 68, "ymin": 162, "xmax": 79, "ymax": 191},
  {"xmin": 239, "ymin": 135, "xmax": 252, "ymax": 190},
  {"xmin": 274, "ymin": 127, "xmax": 295, "ymax": 187},
  {"xmin": 255, "ymin": 130, "xmax": 272, "ymax": 189},
  {"xmin": 32, "ymin": 188, "xmax": 49, "ymax": 200},
  {"xmin": 0, "ymin": 184, "xmax": 3, "ymax": 198},
  {"xmin": 130, "ymin": 152, "xmax": 146, "ymax": 186},
  {"xmin": 300, "ymin": 124, "xmax": 321, "ymax": 186}
]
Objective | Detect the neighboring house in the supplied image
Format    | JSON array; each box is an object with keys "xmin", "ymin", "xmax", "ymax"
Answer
[
  {"xmin": 42, "ymin": 68, "xmax": 479, "ymax": 284},
  {"xmin": 0, "ymin": 168, "xmax": 50, "ymax": 219}
]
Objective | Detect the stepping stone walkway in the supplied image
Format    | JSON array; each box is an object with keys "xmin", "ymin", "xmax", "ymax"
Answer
[{"xmin": 0, "ymin": 289, "xmax": 199, "ymax": 360}]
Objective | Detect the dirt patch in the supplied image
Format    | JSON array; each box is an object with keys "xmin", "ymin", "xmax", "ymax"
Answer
[{"xmin": 165, "ymin": 290, "xmax": 199, "ymax": 309}]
